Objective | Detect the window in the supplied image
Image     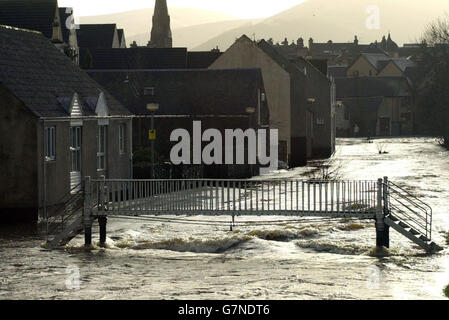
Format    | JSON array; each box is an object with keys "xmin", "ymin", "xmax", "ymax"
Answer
[
  {"xmin": 98, "ymin": 126, "xmax": 107, "ymax": 171},
  {"xmin": 316, "ymin": 117, "xmax": 325, "ymax": 126},
  {"xmin": 119, "ymin": 123, "xmax": 126, "ymax": 154},
  {"xmin": 144, "ymin": 87, "xmax": 155, "ymax": 96},
  {"xmin": 45, "ymin": 127, "xmax": 56, "ymax": 161},
  {"xmin": 70, "ymin": 127, "xmax": 82, "ymax": 172},
  {"xmin": 344, "ymin": 108, "xmax": 350, "ymax": 121}
]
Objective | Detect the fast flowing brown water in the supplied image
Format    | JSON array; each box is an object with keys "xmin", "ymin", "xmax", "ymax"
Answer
[{"xmin": 0, "ymin": 138, "xmax": 448, "ymax": 300}]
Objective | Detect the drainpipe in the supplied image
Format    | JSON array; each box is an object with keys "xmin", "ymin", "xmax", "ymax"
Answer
[
  {"xmin": 42, "ymin": 119, "xmax": 47, "ymax": 223},
  {"xmin": 130, "ymin": 119, "xmax": 133, "ymax": 179}
]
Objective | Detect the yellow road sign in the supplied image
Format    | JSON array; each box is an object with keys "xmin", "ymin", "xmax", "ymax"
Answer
[{"xmin": 149, "ymin": 130, "xmax": 157, "ymax": 140}]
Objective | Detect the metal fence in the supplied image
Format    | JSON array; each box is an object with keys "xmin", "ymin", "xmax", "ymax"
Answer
[
  {"xmin": 385, "ymin": 180, "xmax": 433, "ymax": 240},
  {"xmin": 87, "ymin": 178, "xmax": 380, "ymax": 218}
]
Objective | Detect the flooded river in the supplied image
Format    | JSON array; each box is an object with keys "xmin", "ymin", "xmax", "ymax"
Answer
[{"xmin": 0, "ymin": 138, "xmax": 448, "ymax": 300}]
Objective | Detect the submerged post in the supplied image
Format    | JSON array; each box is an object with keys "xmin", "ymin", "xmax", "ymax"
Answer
[
  {"xmin": 98, "ymin": 216, "xmax": 107, "ymax": 247},
  {"xmin": 382, "ymin": 177, "xmax": 390, "ymax": 248},
  {"xmin": 84, "ymin": 177, "xmax": 93, "ymax": 247},
  {"xmin": 98, "ymin": 176, "xmax": 107, "ymax": 247},
  {"xmin": 376, "ymin": 178, "xmax": 389, "ymax": 248}
]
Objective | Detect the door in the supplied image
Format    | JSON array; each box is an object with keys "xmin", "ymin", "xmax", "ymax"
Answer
[{"xmin": 70, "ymin": 126, "xmax": 82, "ymax": 193}]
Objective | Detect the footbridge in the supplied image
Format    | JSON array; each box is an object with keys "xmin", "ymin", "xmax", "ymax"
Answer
[{"xmin": 45, "ymin": 177, "xmax": 443, "ymax": 253}]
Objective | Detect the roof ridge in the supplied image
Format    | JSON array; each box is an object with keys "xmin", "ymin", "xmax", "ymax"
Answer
[{"xmin": 0, "ymin": 24, "xmax": 42, "ymax": 35}]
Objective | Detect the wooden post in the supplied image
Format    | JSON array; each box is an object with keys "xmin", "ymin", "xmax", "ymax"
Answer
[{"xmin": 84, "ymin": 176, "xmax": 93, "ymax": 247}]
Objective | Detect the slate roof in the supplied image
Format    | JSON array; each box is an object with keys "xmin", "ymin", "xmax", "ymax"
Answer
[
  {"xmin": 0, "ymin": 0, "xmax": 58, "ymax": 39},
  {"xmin": 77, "ymin": 24, "xmax": 117, "ymax": 48},
  {"xmin": 328, "ymin": 66, "xmax": 348, "ymax": 78},
  {"xmin": 359, "ymin": 44, "xmax": 387, "ymax": 55},
  {"xmin": 309, "ymin": 42, "xmax": 358, "ymax": 56},
  {"xmin": 336, "ymin": 77, "xmax": 411, "ymax": 98},
  {"xmin": 360, "ymin": 53, "xmax": 390, "ymax": 70},
  {"xmin": 87, "ymin": 69, "xmax": 269, "ymax": 122},
  {"xmin": 257, "ymin": 38, "xmax": 306, "ymax": 78},
  {"xmin": 80, "ymin": 47, "xmax": 222, "ymax": 70},
  {"xmin": 187, "ymin": 51, "xmax": 222, "ymax": 68},
  {"xmin": 80, "ymin": 47, "xmax": 188, "ymax": 69},
  {"xmin": 0, "ymin": 25, "xmax": 131, "ymax": 118},
  {"xmin": 306, "ymin": 59, "xmax": 328, "ymax": 77},
  {"xmin": 388, "ymin": 58, "xmax": 416, "ymax": 72}
]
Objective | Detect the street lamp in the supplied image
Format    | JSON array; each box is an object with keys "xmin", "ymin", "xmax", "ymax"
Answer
[{"xmin": 147, "ymin": 103, "xmax": 159, "ymax": 179}]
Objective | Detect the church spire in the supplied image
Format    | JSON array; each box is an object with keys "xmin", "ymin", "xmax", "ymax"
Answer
[{"xmin": 149, "ymin": 0, "xmax": 172, "ymax": 48}]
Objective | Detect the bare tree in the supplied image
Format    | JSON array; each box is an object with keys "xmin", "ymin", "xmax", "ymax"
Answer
[{"xmin": 416, "ymin": 15, "xmax": 449, "ymax": 148}]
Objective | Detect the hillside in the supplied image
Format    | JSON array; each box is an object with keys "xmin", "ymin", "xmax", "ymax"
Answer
[
  {"xmin": 194, "ymin": 0, "xmax": 449, "ymax": 51},
  {"xmin": 79, "ymin": 7, "xmax": 237, "ymax": 45},
  {"xmin": 128, "ymin": 19, "xmax": 259, "ymax": 48}
]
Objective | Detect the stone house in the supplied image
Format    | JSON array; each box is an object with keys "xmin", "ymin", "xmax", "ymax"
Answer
[
  {"xmin": 210, "ymin": 35, "xmax": 336, "ymax": 166},
  {"xmin": 347, "ymin": 53, "xmax": 417, "ymax": 82},
  {"xmin": 88, "ymin": 69, "xmax": 270, "ymax": 178},
  {"xmin": 336, "ymin": 77, "xmax": 414, "ymax": 136},
  {"xmin": 0, "ymin": 26, "xmax": 133, "ymax": 223}
]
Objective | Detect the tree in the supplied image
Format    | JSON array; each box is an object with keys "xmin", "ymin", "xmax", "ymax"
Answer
[{"xmin": 416, "ymin": 16, "xmax": 449, "ymax": 148}]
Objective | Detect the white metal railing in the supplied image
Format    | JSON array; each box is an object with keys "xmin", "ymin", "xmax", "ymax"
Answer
[{"xmin": 87, "ymin": 178, "xmax": 379, "ymax": 218}]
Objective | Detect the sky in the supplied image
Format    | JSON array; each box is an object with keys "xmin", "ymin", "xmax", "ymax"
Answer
[{"xmin": 58, "ymin": 0, "xmax": 307, "ymax": 19}]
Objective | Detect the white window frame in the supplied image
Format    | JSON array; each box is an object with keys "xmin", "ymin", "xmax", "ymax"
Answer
[
  {"xmin": 45, "ymin": 127, "xmax": 56, "ymax": 161},
  {"xmin": 97, "ymin": 125, "xmax": 107, "ymax": 171},
  {"xmin": 119, "ymin": 123, "xmax": 126, "ymax": 154},
  {"xmin": 70, "ymin": 126, "xmax": 82, "ymax": 172}
]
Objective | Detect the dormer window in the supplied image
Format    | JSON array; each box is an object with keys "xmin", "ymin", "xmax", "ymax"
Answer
[
  {"xmin": 70, "ymin": 93, "xmax": 82, "ymax": 117},
  {"xmin": 70, "ymin": 93, "xmax": 83, "ymax": 127}
]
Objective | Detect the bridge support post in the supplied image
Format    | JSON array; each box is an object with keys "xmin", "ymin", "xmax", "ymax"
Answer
[
  {"xmin": 98, "ymin": 216, "xmax": 107, "ymax": 247},
  {"xmin": 376, "ymin": 178, "xmax": 390, "ymax": 248},
  {"xmin": 84, "ymin": 177, "xmax": 93, "ymax": 247}
]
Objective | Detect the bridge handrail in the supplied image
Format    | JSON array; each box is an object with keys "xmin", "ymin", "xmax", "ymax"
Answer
[
  {"xmin": 387, "ymin": 181, "xmax": 432, "ymax": 212},
  {"xmin": 385, "ymin": 181, "xmax": 432, "ymax": 240},
  {"xmin": 89, "ymin": 178, "xmax": 380, "ymax": 218}
]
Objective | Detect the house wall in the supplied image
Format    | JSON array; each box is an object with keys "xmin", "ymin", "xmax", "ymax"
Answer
[
  {"xmin": 377, "ymin": 97, "xmax": 413, "ymax": 136},
  {"xmin": 107, "ymin": 119, "xmax": 133, "ymax": 179},
  {"xmin": 302, "ymin": 62, "xmax": 335, "ymax": 158},
  {"xmin": 347, "ymin": 57, "xmax": 378, "ymax": 77},
  {"xmin": 209, "ymin": 38, "xmax": 292, "ymax": 163},
  {"xmin": 335, "ymin": 104, "xmax": 351, "ymax": 136},
  {"xmin": 290, "ymin": 75, "xmax": 309, "ymax": 166},
  {"xmin": 112, "ymin": 29, "xmax": 121, "ymax": 48},
  {"xmin": 35, "ymin": 118, "xmax": 132, "ymax": 221},
  {"xmin": 36, "ymin": 120, "xmax": 71, "ymax": 214},
  {"xmin": 378, "ymin": 62, "xmax": 404, "ymax": 77},
  {"xmin": 0, "ymin": 86, "xmax": 39, "ymax": 222}
]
